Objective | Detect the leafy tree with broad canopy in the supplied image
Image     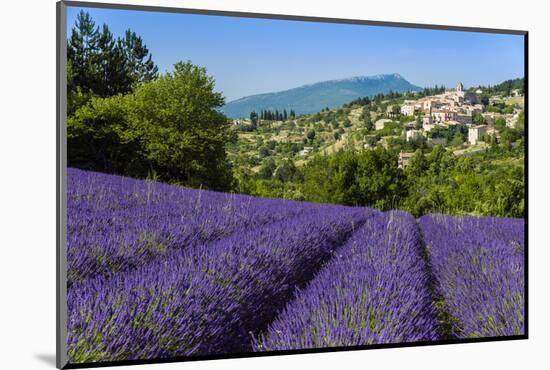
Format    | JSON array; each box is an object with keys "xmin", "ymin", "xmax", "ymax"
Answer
[{"xmin": 68, "ymin": 61, "xmax": 234, "ymax": 191}]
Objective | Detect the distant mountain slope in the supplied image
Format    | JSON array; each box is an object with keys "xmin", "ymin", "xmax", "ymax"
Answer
[{"xmin": 222, "ymin": 73, "xmax": 422, "ymax": 118}]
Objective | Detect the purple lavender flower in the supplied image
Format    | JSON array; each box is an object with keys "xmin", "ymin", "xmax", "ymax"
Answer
[
  {"xmin": 68, "ymin": 168, "xmax": 332, "ymax": 284},
  {"xmin": 67, "ymin": 171, "xmax": 371, "ymax": 362},
  {"xmin": 254, "ymin": 211, "xmax": 440, "ymax": 350},
  {"xmin": 419, "ymin": 214, "xmax": 524, "ymax": 338}
]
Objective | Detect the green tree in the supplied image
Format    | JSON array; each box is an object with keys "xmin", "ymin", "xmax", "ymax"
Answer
[
  {"xmin": 450, "ymin": 132, "xmax": 464, "ymax": 147},
  {"xmin": 67, "ymin": 11, "xmax": 158, "ymax": 107},
  {"xmin": 131, "ymin": 61, "xmax": 231, "ymax": 189},
  {"xmin": 301, "ymin": 148, "xmax": 405, "ymax": 209},
  {"xmin": 68, "ymin": 94, "xmax": 139, "ymax": 174},
  {"xmin": 364, "ymin": 112, "xmax": 374, "ymax": 131},
  {"xmin": 274, "ymin": 160, "xmax": 302, "ymax": 183},
  {"xmin": 258, "ymin": 158, "xmax": 277, "ymax": 179},
  {"xmin": 95, "ymin": 24, "xmax": 129, "ymax": 97},
  {"xmin": 306, "ymin": 129, "xmax": 316, "ymax": 144},
  {"xmin": 250, "ymin": 111, "xmax": 258, "ymax": 128},
  {"xmin": 405, "ymin": 149, "xmax": 428, "ymax": 178},
  {"xmin": 495, "ymin": 116, "xmax": 507, "ymax": 131},
  {"xmin": 121, "ymin": 29, "xmax": 159, "ymax": 87},
  {"xmin": 258, "ymin": 146, "xmax": 270, "ymax": 158},
  {"xmin": 415, "ymin": 115, "xmax": 423, "ymax": 129},
  {"xmin": 67, "ymin": 10, "xmax": 99, "ymax": 94},
  {"xmin": 69, "ymin": 61, "xmax": 233, "ymax": 191},
  {"xmin": 516, "ymin": 111, "xmax": 525, "ymax": 131},
  {"xmin": 473, "ymin": 112, "xmax": 486, "ymax": 125}
]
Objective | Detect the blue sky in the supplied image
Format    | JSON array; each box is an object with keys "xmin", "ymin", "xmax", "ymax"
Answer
[{"xmin": 67, "ymin": 6, "xmax": 525, "ymax": 102}]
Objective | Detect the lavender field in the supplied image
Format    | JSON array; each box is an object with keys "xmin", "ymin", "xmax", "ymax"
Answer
[{"xmin": 66, "ymin": 168, "xmax": 525, "ymax": 363}]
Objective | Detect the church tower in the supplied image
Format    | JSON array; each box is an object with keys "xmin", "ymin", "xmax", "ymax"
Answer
[{"xmin": 456, "ymin": 81, "xmax": 465, "ymax": 101}]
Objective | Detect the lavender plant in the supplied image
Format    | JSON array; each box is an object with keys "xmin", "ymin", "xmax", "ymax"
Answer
[
  {"xmin": 66, "ymin": 169, "xmax": 525, "ymax": 364},
  {"xmin": 419, "ymin": 214, "xmax": 524, "ymax": 338},
  {"xmin": 67, "ymin": 202, "xmax": 371, "ymax": 362},
  {"xmin": 68, "ymin": 168, "xmax": 324, "ymax": 284},
  {"xmin": 255, "ymin": 211, "xmax": 440, "ymax": 350}
]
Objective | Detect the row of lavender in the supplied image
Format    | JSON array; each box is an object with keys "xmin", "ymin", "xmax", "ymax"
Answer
[
  {"xmin": 66, "ymin": 169, "xmax": 525, "ymax": 363},
  {"xmin": 255, "ymin": 211, "xmax": 440, "ymax": 350},
  {"xmin": 67, "ymin": 172, "xmax": 373, "ymax": 362},
  {"xmin": 68, "ymin": 168, "xmax": 335, "ymax": 285},
  {"xmin": 419, "ymin": 214, "xmax": 525, "ymax": 338}
]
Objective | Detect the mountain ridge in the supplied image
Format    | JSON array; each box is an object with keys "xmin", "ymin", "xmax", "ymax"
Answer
[{"xmin": 222, "ymin": 73, "xmax": 422, "ymax": 118}]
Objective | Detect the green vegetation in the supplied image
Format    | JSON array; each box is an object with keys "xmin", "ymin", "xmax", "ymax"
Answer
[
  {"xmin": 67, "ymin": 11, "xmax": 525, "ymax": 219},
  {"xmin": 67, "ymin": 11, "xmax": 158, "ymax": 114},
  {"xmin": 225, "ymin": 82, "xmax": 524, "ymax": 218},
  {"xmin": 237, "ymin": 143, "xmax": 524, "ymax": 218},
  {"xmin": 67, "ymin": 11, "xmax": 232, "ymax": 191},
  {"xmin": 229, "ymin": 81, "xmax": 524, "ymax": 217},
  {"xmin": 68, "ymin": 61, "xmax": 233, "ymax": 191},
  {"xmin": 402, "ymin": 145, "xmax": 524, "ymax": 217},
  {"xmin": 470, "ymin": 77, "xmax": 524, "ymax": 96}
]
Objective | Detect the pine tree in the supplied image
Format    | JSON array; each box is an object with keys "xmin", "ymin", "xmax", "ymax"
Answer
[
  {"xmin": 67, "ymin": 11, "xmax": 159, "ymax": 101},
  {"xmin": 95, "ymin": 24, "xmax": 131, "ymax": 97},
  {"xmin": 67, "ymin": 10, "xmax": 99, "ymax": 93},
  {"xmin": 250, "ymin": 111, "xmax": 258, "ymax": 128},
  {"xmin": 121, "ymin": 30, "xmax": 159, "ymax": 88}
]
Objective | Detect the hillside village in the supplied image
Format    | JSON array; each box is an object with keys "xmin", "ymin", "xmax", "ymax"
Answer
[
  {"xmin": 64, "ymin": 10, "xmax": 525, "ymax": 219},
  {"xmin": 393, "ymin": 81, "xmax": 523, "ymax": 166},
  {"xmin": 228, "ymin": 80, "xmax": 524, "ymax": 173}
]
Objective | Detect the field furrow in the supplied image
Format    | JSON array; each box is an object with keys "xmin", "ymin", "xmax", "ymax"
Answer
[
  {"xmin": 419, "ymin": 214, "xmax": 524, "ymax": 338},
  {"xmin": 67, "ymin": 205, "xmax": 371, "ymax": 362},
  {"xmin": 254, "ymin": 211, "xmax": 440, "ymax": 350},
  {"xmin": 68, "ymin": 168, "xmax": 325, "ymax": 284}
]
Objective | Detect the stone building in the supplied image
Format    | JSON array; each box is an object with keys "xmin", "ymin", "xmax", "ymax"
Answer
[
  {"xmin": 398, "ymin": 151, "xmax": 415, "ymax": 168},
  {"xmin": 468, "ymin": 125, "xmax": 488, "ymax": 145}
]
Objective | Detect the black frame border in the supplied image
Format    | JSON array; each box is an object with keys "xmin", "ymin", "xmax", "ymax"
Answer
[{"xmin": 56, "ymin": 1, "xmax": 529, "ymax": 369}]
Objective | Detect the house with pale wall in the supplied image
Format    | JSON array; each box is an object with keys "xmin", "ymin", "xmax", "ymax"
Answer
[
  {"xmin": 506, "ymin": 112, "xmax": 520, "ymax": 128},
  {"xmin": 468, "ymin": 125, "xmax": 488, "ymax": 144},
  {"xmin": 375, "ymin": 118, "xmax": 392, "ymax": 130},
  {"xmin": 400, "ymin": 103, "xmax": 421, "ymax": 116},
  {"xmin": 298, "ymin": 146, "xmax": 314, "ymax": 156},
  {"xmin": 489, "ymin": 96, "xmax": 503, "ymax": 105},
  {"xmin": 455, "ymin": 114, "xmax": 473, "ymax": 125},
  {"xmin": 422, "ymin": 121, "xmax": 436, "ymax": 132},
  {"xmin": 386, "ymin": 105, "xmax": 400, "ymax": 118},
  {"xmin": 432, "ymin": 110, "xmax": 457, "ymax": 123},
  {"xmin": 398, "ymin": 151, "xmax": 415, "ymax": 168}
]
